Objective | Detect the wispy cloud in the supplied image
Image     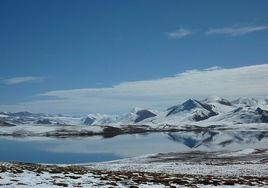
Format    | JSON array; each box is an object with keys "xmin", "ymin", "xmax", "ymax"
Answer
[
  {"xmin": 166, "ymin": 27, "xmax": 192, "ymax": 39},
  {"xmin": 206, "ymin": 24, "xmax": 268, "ymax": 36},
  {"xmin": 1, "ymin": 65, "xmax": 268, "ymax": 114},
  {"xmin": 2, "ymin": 76, "xmax": 44, "ymax": 85}
]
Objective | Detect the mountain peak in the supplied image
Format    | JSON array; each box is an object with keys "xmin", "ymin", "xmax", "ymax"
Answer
[
  {"xmin": 134, "ymin": 109, "xmax": 157, "ymax": 123},
  {"xmin": 167, "ymin": 99, "xmax": 204, "ymax": 116},
  {"xmin": 166, "ymin": 99, "xmax": 218, "ymax": 121},
  {"xmin": 128, "ymin": 107, "xmax": 157, "ymax": 123}
]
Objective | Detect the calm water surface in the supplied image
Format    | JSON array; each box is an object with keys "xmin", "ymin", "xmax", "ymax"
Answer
[{"xmin": 0, "ymin": 130, "xmax": 267, "ymax": 164}]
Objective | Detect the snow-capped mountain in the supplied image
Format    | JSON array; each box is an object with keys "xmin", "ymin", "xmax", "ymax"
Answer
[
  {"xmin": 82, "ymin": 113, "xmax": 117, "ymax": 125},
  {"xmin": 166, "ymin": 99, "xmax": 218, "ymax": 121},
  {"xmin": 202, "ymin": 97, "xmax": 268, "ymax": 124},
  {"xmin": 82, "ymin": 108, "xmax": 157, "ymax": 126},
  {"xmin": 0, "ymin": 97, "xmax": 268, "ymax": 127},
  {"xmin": 0, "ymin": 112, "xmax": 82, "ymax": 126},
  {"xmin": 206, "ymin": 106, "xmax": 268, "ymax": 124},
  {"xmin": 114, "ymin": 107, "xmax": 157, "ymax": 125},
  {"xmin": 108, "ymin": 97, "xmax": 268, "ymax": 125}
]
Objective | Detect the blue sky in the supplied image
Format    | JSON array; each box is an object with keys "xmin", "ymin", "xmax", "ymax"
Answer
[{"xmin": 0, "ymin": 0, "xmax": 268, "ymax": 114}]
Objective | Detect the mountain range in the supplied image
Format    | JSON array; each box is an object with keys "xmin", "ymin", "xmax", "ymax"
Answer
[{"xmin": 0, "ymin": 97, "xmax": 268, "ymax": 127}]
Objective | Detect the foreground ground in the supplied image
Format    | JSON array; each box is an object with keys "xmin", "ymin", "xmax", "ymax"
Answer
[{"xmin": 1, "ymin": 149, "xmax": 268, "ymax": 187}]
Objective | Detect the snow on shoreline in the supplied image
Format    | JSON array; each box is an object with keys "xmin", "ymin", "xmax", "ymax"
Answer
[
  {"xmin": 1, "ymin": 149, "xmax": 268, "ymax": 187},
  {"xmin": 0, "ymin": 124, "xmax": 104, "ymax": 137},
  {"xmin": 0, "ymin": 122, "xmax": 267, "ymax": 138},
  {"xmin": 93, "ymin": 149, "xmax": 268, "ymax": 177}
]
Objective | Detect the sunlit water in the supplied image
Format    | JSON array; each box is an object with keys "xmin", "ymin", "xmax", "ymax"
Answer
[{"xmin": 0, "ymin": 130, "xmax": 267, "ymax": 164}]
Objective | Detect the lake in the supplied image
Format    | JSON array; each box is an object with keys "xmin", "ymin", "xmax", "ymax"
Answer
[{"xmin": 0, "ymin": 130, "xmax": 267, "ymax": 164}]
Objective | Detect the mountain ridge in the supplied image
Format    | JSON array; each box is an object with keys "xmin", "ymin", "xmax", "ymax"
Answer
[{"xmin": 0, "ymin": 97, "xmax": 268, "ymax": 126}]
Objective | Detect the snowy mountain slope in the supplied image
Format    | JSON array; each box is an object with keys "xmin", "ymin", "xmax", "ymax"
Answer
[
  {"xmin": 114, "ymin": 107, "xmax": 157, "ymax": 125},
  {"xmin": 0, "ymin": 112, "xmax": 82, "ymax": 126},
  {"xmin": 166, "ymin": 99, "xmax": 218, "ymax": 121},
  {"xmin": 82, "ymin": 113, "xmax": 117, "ymax": 125},
  {"xmin": 141, "ymin": 99, "xmax": 221, "ymax": 125},
  {"xmin": 137, "ymin": 98, "xmax": 231, "ymax": 125},
  {"xmin": 206, "ymin": 107, "xmax": 263, "ymax": 124},
  {"xmin": 232, "ymin": 97, "xmax": 268, "ymax": 107},
  {"xmin": 203, "ymin": 96, "xmax": 235, "ymax": 114},
  {"xmin": 202, "ymin": 98, "xmax": 268, "ymax": 124},
  {"xmin": 81, "ymin": 108, "xmax": 157, "ymax": 126},
  {"xmin": 115, "ymin": 97, "xmax": 268, "ymax": 125},
  {"xmin": 0, "ymin": 97, "xmax": 268, "ymax": 127}
]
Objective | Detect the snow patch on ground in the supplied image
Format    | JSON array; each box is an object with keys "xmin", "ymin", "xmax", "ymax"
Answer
[{"xmin": 218, "ymin": 149, "xmax": 258, "ymax": 157}]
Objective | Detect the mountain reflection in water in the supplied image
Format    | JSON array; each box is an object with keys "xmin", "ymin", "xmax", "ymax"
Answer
[{"xmin": 0, "ymin": 130, "xmax": 267, "ymax": 164}]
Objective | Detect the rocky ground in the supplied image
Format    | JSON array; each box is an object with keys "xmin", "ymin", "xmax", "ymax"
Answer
[
  {"xmin": 1, "ymin": 162, "xmax": 268, "ymax": 187},
  {"xmin": 1, "ymin": 149, "xmax": 268, "ymax": 187}
]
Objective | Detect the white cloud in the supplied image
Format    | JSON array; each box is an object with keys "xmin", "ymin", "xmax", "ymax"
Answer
[
  {"xmin": 1, "ymin": 64, "xmax": 268, "ymax": 114},
  {"xmin": 2, "ymin": 76, "xmax": 44, "ymax": 85},
  {"xmin": 206, "ymin": 24, "xmax": 268, "ymax": 36},
  {"xmin": 166, "ymin": 27, "xmax": 192, "ymax": 39}
]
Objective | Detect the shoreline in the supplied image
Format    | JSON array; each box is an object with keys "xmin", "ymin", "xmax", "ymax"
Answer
[
  {"xmin": 1, "ymin": 123, "xmax": 267, "ymax": 138},
  {"xmin": 1, "ymin": 150, "xmax": 268, "ymax": 187}
]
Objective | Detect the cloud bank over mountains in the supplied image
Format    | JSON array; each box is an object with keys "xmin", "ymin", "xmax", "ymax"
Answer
[{"xmin": 0, "ymin": 64, "xmax": 268, "ymax": 114}]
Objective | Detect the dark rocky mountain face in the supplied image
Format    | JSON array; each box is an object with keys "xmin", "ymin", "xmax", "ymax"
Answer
[
  {"xmin": 83, "ymin": 117, "xmax": 96, "ymax": 125},
  {"xmin": 192, "ymin": 111, "xmax": 218, "ymax": 121},
  {"xmin": 256, "ymin": 107, "xmax": 268, "ymax": 123},
  {"xmin": 36, "ymin": 119, "xmax": 52, "ymax": 125},
  {"xmin": 134, "ymin": 110, "xmax": 157, "ymax": 123}
]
